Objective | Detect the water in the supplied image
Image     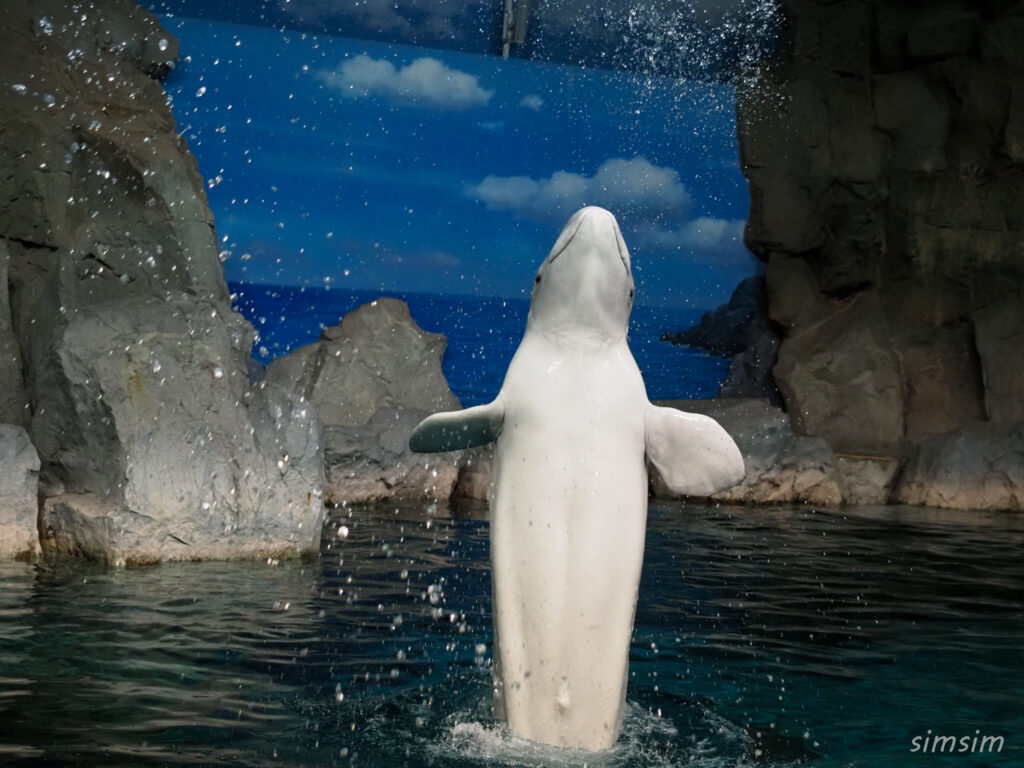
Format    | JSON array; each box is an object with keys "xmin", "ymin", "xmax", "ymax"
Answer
[
  {"xmin": 1, "ymin": 502, "xmax": 1021, "ymax": 767},
  {"xmin": 230, "ymin": 284, "xmax": 730, "ymax": 406}
]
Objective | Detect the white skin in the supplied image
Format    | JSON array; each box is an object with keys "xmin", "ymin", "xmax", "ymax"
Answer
[{"xmin": 410, "ymin": 206, "xmax": 744, "ymax": 751}]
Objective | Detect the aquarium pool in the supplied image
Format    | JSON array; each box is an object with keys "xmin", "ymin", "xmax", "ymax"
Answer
[{"xmin": 0, "ymin": 502, "xmax": 1021, "ymax": 767}]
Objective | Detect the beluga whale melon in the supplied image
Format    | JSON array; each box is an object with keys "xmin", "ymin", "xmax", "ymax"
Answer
[{"xmin": 410, "ymin": 206, "xmax": 745, "ymax": 751}]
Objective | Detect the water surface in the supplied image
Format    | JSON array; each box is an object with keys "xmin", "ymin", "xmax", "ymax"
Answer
[{"xmin": 1, "ymin": 502, "xmax": 1021, "ymax": 767}]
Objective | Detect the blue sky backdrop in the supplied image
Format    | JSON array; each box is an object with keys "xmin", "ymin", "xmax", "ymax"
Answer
[{"xmin": 149, "ymin": 2, "xmax": 770, "ymax": 309}]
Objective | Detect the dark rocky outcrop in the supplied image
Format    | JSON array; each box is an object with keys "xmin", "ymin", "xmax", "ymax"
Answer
[
  {"xmin": 737, "ymin": 0, "xmax": 1024, "ymax": 511},
  {"xmin": 1, "ymin": 0, "xmax": 324, "ymax": 560},
  {"xmin": 663, "ymin": 276, "xmax": 765, "ymax": 357},
  {"xmin": 664, "ymin": 275, "xmax": 783, "ymax": 404},
  {"xmin": 265, "ymin": 298, "xmax": 464, "ymax": 504}
]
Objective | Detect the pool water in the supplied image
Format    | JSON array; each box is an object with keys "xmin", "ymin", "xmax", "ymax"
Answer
[{"xmin": 1, "ymin": 501, "xmax": 1021, "ymax": 767}]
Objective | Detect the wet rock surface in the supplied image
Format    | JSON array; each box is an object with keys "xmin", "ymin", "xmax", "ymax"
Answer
[
  {"xmin": 737, "ymin": 0, "xmax": 1024, "ymax": 511},
  {"xmin": 266, "ymin": 298, "xmax": 463, "ymax": 504},
  {"xmin": 0, "ymin": 1, "xmax": 324, "ymax": 560},
  {"xmin": 894, "ymin": 422, "xmax": 1024, "ymax": 512},
  {"xmin": 0, "ymin": 425, "xmax": 40, "ymax": 559},
  {"xmin": 34, "ymin": 296, "xmax": 325, "ymax": 563}
]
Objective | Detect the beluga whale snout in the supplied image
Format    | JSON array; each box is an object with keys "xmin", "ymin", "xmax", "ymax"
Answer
[
  {"xmin": 410, "ymin": 207, "xmax": 745, "ymax": 751},
  {"xmin": 528, "ymin": 206, "xmax": 634, "ymax": 342}
]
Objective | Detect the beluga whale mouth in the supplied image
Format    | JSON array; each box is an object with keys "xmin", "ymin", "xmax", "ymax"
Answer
[
  {"xmin": 528, "ymin": 206, "xmax": 635, "ymax": 343},
  {"xmin": 544, "ymin": 206, "xmax": 631, "ymax": 276}
]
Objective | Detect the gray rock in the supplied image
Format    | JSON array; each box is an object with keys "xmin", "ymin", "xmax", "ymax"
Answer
[
  {"xmin": 1005, "ymin": 81, "xmax": 1024, "ymax": 164},
  {"xmin": 906, "ymin": 8, "xmax": 978, "ymax": 60},
  {"xmin": 0, "ymin": 2, "xmax": 325, "ymax": 562},
  {"xmin": 0, "ymin": 425, "xmax": 40, "ymax": 559},
  {"xmin": 894, "ymin": 422, "xmax": 1024, "ymax": 511},
  {"xmin": 653, "ymin": 399, "xmax": 843, "ymax": 506},
  {"xmin": 0, "ymin": 242, "xmax": 29, "ymax": 426},
  {"xmin": 825, "ymin": 77, "xmax": 889, "ymax": 183},
  {"xmin": 0, "ymin": 2, "xmax": 227, "ymax": 299},
  {"xmin": 980, "ymin": 15, "xmax": 1024, "ymax": 69},
  {"xmin": 874, "ymin": 70, "xmax": 952, "ymax": 172},
  {"xmin": 765, "ymin": 254, "xmax": 830, "ymax": 329},
  {"xmin": 791, "ymin": 0, "xmax": 871, "ymax": 75},
  {"xmin": 266, "ymin": 298, "xmax": 463, "ymax": 504},
  {"xmin": 737, "ymin": 0, "xmax": 1024, "ymax": 473},
  {"xmin": 744, "ymin": 169, "xmax": 825, "ymax": 255},
  {"xmin": 33, "ymin": 295, "xmax": 324, "ymax": 563},
  {"xmin": 452, "ymin": 446, "xmax": 494, "ymax": 502},
  {"xmin": 939, "ymin": 59, "xmax": 1009, "ymax": 170},
  {"xmin": 324, "ymin": 408, "xmax": 459, "ymax": 504},
  {"xmin": 896, "ymin": 325, "xmax": 986, "ymax": 444},
  {"xmin": 39, "ymin": 494, "xmax": 117, "ymax": 564},
  {"xmin": 973, "ymin": 292, "xmax": 1024, "ymax": 423},
  {"xmin": 717, "ymin": 318, "xmax": 782, "ymax": 405},
  {"xmin": 836, "ymin": 456, "xmax": 901, "ymax": 506},
  {"xmin": 773, "ymin": 292, "xmax": 905, "ymax": 455},
  {"xmin": 737, "ymin": 75, "xmax": 830, "ymax": 176}
]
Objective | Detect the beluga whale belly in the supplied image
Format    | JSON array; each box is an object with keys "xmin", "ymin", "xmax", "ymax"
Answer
[{"xmin": 410, "ymin": 206, "xmax": 745, "ymax": 751}]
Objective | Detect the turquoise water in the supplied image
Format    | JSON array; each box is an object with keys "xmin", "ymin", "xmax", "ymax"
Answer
[
  {"xmin": 1, "ymin": 502, "xmax": 1021, "ymax": 767},
  {"xmin": 229, "ymin": 284, "xmax": 731, "ymax": 406}
]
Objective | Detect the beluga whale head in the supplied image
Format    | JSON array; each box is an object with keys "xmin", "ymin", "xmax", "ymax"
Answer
[{"xmin": 527, "ymin": 206, "xmax": 635, "ymax": 344}]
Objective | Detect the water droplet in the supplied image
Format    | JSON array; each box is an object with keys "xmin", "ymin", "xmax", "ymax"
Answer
[
  {"xmin": 12, "ymin": 84, "xmax": 26, "ymax": 95},
  {"xmin": 195, "ymin": 86, "xmax": 207, "ymax": 97},
  {"xmin": 158, "ymin": 38, "xmax": 168, "ymax": 51}
]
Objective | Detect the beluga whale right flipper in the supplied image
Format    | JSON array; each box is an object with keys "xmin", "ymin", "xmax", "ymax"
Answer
[{"xmin": 410, "ymin": 206, "xmax": 745, "ymax": 751}]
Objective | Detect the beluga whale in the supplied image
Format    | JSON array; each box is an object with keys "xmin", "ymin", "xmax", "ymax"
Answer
[{"xmin": 410, "ymin": 206, "xmax": 745, "ymax": 751}]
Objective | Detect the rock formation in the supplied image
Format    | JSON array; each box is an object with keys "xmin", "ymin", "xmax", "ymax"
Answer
[
  {"xmin": 662, "ymin": 276, "xmax": 765, "ymax": 356},
  {"xmin": 0, "ymin": 0, "xmax": 324, "ymax": 560},
  {"xmin": 894, "ymin": 422, "xmax": 1024, "ymax": 510},
  {"xmin": 737, "ymin": 0, "xmax": 1024, "ymax": 510},
  {"xmin": 265, "ymin": 298, "xmax": 464, "ymax": 504},
  {"xmin": 663, "ymin": 276, "xmax": 783, "ymax": 404},
  {"xmin": 0, "ymin": 426, "xmax": 40, "ymax": 560}
]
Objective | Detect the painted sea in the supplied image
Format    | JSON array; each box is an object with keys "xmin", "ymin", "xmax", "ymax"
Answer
[{"xmin": 230, "ymin": 284, "xmax": 730, "ymax": 407}]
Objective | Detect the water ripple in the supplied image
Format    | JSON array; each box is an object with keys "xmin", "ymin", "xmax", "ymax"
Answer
[{"xmin": 0, "ymin": 501, "xmax": 1020, "ymax": 767}]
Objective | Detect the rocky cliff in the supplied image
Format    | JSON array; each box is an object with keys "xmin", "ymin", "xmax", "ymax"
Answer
[
  {"xmin": 0, "ymin": 0, "xmax": 324, "ymax": 561},
  {"xmin": 737, "ymin": 0, "xmax": 1024, "ymax": 510},
  {"xmin": 265, "ymin": 298, "xmax": 465, "ymax": 505}
]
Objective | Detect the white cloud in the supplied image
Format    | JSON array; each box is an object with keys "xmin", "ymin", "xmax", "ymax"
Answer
[
  {"xmin": 518, "ymin": 94, "xmax": 544, "ymax": 111},
  {"xmin": 470, "ymin": 157, "xmax": 690, "ymax": 223},
  {"xmin": 633, "ymin": 217, "xmax": 753, "ymax": 266},
  {"xmin": 638, "ymin": 217, "xmax": 746, "ymax": 252},
  {"xmin": 319, "ymin": 55, "xmax": 493, "ymax": 110}
]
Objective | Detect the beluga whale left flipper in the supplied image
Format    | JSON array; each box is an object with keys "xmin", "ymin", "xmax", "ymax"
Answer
[{"xmin": 410, "ymin": 206, "xmax": 745, "ymax": 751}]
